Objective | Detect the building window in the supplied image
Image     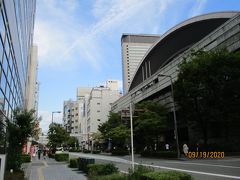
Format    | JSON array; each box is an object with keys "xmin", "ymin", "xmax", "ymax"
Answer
[
  {"xmin": 0, "ymin": 89, "xmax": 4, "ymax": 110},
  {"xmin": 97, "ymin": 119, "xmax": 100, "ymax": 121},
  {"xmin": 0, "ymin": 13, "xmax": 6, "ymax": 41},
  {"xmin": 97, "ymin": 110, "xmax": 100, "ymax": 112},
  {"xmin": 97, "ymin": 103, "xmax": 100, "ymax": 105}
]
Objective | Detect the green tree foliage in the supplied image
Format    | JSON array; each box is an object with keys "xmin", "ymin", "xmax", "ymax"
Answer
[
  {"xmin": 47, "ymin": 123, "xmax": 69, "ymax": 148},
  {"xmin": 98, "ymin": 112, "xmax": 130, "ymax": 148},
  {"xmin": 0, "ymin": 117, "xmax": 6, "ymax": 154},
  {"xmin": 98, "ymin": 113, "xmax": 122, "ymax": 135},
  {"xmin": 7, "ymin": 109, "xmax": 36, "ymax": 170},
  {"xmin": 134, "ymin": 101, "xmax": 167, "ymax": 151},
  {"xmin": 107, "ymin": 125, "xmax": 130, "ymax": 146},
  {"xmin": 66, "ymin": 136, "xmax": 78, "ymax": 147},
  {"xmin": 12, "ymin": 109, "xmax": 35, "ymax": 145},
  {"xmin": 174, "ymin": 49, "xmax": 240, "ymax": 148}
]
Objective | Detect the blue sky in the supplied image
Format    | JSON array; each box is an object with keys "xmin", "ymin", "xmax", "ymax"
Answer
[{"xmin": 34, "ymin": 0, "xmax": 240, "ymax": 133}]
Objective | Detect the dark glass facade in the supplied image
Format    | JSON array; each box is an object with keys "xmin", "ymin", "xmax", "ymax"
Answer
[{"xmin": 0, "ymin": 0, "xmax": 36, "ymax": 153}]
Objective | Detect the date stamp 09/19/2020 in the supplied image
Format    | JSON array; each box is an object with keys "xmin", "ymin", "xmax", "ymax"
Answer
[{"xmin": 186, "ymin": 151, "xmax": 225, "ymax": 159}]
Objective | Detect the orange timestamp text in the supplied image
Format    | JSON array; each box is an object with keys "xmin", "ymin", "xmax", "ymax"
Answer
[{"xmin": 186, "ymin": 151, "xmax": 224, "ymax": 159}]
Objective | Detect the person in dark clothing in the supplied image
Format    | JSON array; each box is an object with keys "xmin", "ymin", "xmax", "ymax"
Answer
[
  {"xmin": 43, "ymin": 149, "xmax": 47, "ymax": 159},
  {"xmin": 38, "ymin": 149, "xmax": 41, "ymax": 160}
]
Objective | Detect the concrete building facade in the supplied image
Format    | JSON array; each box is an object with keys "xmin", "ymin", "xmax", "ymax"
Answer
[
  {"xmin": 121, "ymin": 34, "xmax": 160, "ymax": 94},
  {"xmin": 63, "ymin": 81, "xmax": 121, "ymax": 146},
  {"xmin": 63, "ymin": 100, "xmax": 80, "ymax": 135},
  {"xmin": 76, "ymin": 87, "xmax": 92, "ymax": 143},
  {"xmin": 0, "ymin": 0, "xmax": 36, "ymax": 146},
  {"xmin": 112, "ymin": 12, "xmax": 240, "ymax": 113},
  {"xmin": 111, "ymin": 11, "xmax": 240, "ymax": 147},
  {"xmin": 26, "ymin": 45, "xmax": 38, "ymax": 115},
  {"xmin": 83, "ymin": 80, "xmax": 121, "ymax": 148},
  {"xmin": 0, "ymin": 1, "xmax": 36, "ymax": 178}
]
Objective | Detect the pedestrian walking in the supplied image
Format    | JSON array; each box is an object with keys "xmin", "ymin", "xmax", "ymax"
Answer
[
  {"xmin": 165, "ymin": 143, "xmax": 170, "ymax": 151},
  {"xmin": 43, "ymin": 148, "xmax": 47, "ymax": 159},
  {"xmin": 183, "ymin": 143, "xmax": 189, "ymax": 156},
  {"xmin": 38, "ymin": 149, "xmax": 41, "ymax": 160}
]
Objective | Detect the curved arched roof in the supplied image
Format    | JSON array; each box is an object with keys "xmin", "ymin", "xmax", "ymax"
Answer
[{"xmin": 129, "ymin": 11, "xmax": 239, "ymax": 91}]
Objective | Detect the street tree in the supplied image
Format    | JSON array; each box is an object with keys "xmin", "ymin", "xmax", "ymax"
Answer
[
  {"xmin": 106, "ymin": 125, "xmax": 130, "ymax": 147},
  {"xmin": 7, "ymin": 108, "xmax": 36, "ymax": 170},
  {"xmin": 47, "ymin": 123, "xmax": 69, "ymax": 149},
  {"xmin": 134, "ymin": 101, "xmax": 167, "ymax": 152},
  {"xmin": 174, "ymin": 49, "xmax": 240, "ymax": 149},
  {"xmin": 98, "ymin": 112, "xmax": 122, "ymax": 138},
  {"xmin": 66, "ymin": 136, "xmax": 78, "ymax": 147},
  {"xmin": 98, "ymin": 112, "xmax": 130, "ymax": 149}
]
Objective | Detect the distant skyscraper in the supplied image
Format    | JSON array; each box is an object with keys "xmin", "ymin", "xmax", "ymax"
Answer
[{"xmin": 121, "ymin": 34, "xmax": 160, "ymax": 94}]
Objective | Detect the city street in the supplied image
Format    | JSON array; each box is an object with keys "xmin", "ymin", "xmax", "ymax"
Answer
[{"xmin": 69, "ymin": 152, "xmax": 240, "ymax": 180}]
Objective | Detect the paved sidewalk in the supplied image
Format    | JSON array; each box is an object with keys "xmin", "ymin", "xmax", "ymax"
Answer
[{"xmin": 28, "ymin": 156, "xmax": 87, "ymax": 180}]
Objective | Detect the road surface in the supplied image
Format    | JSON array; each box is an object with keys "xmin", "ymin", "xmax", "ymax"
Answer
[{"xmin": 69, "ymin": 152, "xmax": 240, "ymax": 180}]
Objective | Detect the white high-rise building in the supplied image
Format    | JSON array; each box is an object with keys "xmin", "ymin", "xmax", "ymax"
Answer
[
  {"xmin": 63, "ymin": 81, "xmax": 121, "ymax": 146},
  {"xmin": 86, "ymin": 81, "xmax": 121, "ymax": 136},
  {"xmin": 63, "ymin": 87, "xmax": 92, "ymax": 143},
  {"xmin": 121, "ymin": 34, "xmax": 160, "ymax": 94},
  {"xmin": 76, "ymin": 87, "xmax": 92, "ymax": 143}
]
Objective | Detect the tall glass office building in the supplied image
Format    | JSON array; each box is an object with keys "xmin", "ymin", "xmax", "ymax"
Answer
[{"xmin": 0, "ymin": 0, "xmax": 36, "ymax": 154}]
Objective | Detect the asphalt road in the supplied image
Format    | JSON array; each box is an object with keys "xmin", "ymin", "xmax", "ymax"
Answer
[{"xmin": 69, "ymin": 152, "xmax": 240, "ymax": 180}]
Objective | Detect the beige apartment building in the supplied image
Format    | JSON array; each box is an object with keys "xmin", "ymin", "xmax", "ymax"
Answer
[
  {"xmin": 63, "ymin": 81, "xmax": 121, "ymax": 147},
  {"xmin": 76, "ymin": 87, "xmax": 92, "ymax": 144},
  {"xmin": 86, "ymin": 80, "xmax": 121, "ymax": 135},
  {"xmin": 63, "ymin": 100, "xmax": 81, "ymax": 136}
]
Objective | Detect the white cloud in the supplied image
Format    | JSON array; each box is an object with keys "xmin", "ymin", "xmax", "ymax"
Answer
[
  {"xmin": 34, "ymin": 0, "xmax": 83, "ymax": 67},
  {"xmin": 39, "ymin": 110, "xmax": 63, "ymax": 133},
  {"xmin": 34, "ymin": 0, "xmax": 208, "ymax": 70},
  {"xmin": 34, "ymin": 21, "xmax": 72, "ymax": 66},
  {"xmin": 188, "ymin": 0, "xmax": 208, "ymax": 17},
  {"xmin": 61, "ymin": 0, "xmax": 175, "ymax": 65},
  {"xmin": 35, "ymin": 0, "xmax": 176, "ymax": 70}
]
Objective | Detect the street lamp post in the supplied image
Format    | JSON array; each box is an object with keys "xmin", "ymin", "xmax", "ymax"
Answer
[
  {"xmin": 51, "ymin": 111, "xmax": 61, "ymax": 125},
  {"xmin": 129, "ymin": 102, "xmax": 135, "ymax": 171},
  {"xmin": 158, "ymin": 74, "xmax": 180, "ymax": 158}
]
